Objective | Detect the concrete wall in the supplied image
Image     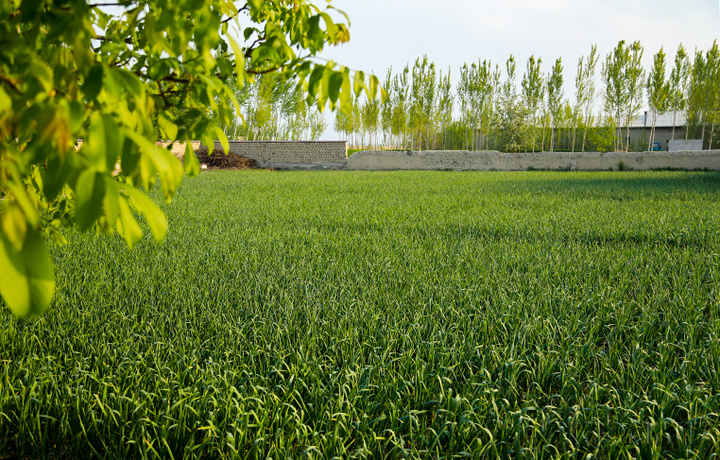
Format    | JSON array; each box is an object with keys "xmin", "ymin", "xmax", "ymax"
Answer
[
  {"xmin": 346, "ymin": 149, "xmax": 720, "ymax": 171},
  {"xmin": 164, "ymin": 140, "xmax": 347, "ymax": 167},
  {"xmin": 669, "ymin": 139, "xmax": 703, "ymax": 152}
]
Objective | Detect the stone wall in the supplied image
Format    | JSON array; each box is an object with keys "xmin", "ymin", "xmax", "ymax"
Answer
[
  {"xmin": 164, "ymin": 140, "xmax": 347, "ymax": 167},
  {"xmin": 346, "ymin": 149, "xmax": 720, "ymax": 171}
]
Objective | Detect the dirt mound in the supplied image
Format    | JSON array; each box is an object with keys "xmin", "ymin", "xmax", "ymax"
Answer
[{"xmin": 194, "ymin": 147, "xmax": 257, "ymax": 170}]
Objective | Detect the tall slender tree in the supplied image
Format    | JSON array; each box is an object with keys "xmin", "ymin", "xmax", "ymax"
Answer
[
  {"xmin": 381, "ymin": 68, "xmax": 394, "ymax": 148},
  {"xmin": 646, "ymin": 47, "xmax": 669, "ymax": 150},
  {"xmin": 574, "ymin": 45, "xmax": 598, "ymax": 152},
  {"xmin": 688, "ymin": 50, "xmax": 710, "ymax": 145},
  {"xmin": 603, "ymin": 40, "xmax": 630, "ymax": 151},
  {"xmin": 437, "ymin": 68, "xmax": 454, "ymax": 150},
  {"xmin": 362, "ymin": 92, "xmax": 381, "ymax": 149},
  {"xmin": 546, "ymin": 58, "xmax": 564, "ymax": 152},
  {"xmin": 582, "ymin": 45, "xmax": 599, "ymax": 152},
  {"xmin": 521, "ymin": 56, "xmax": 544, "ymax": 152},
  {"xmin": 391, "ymin": 65, "xmax": 410, "ymax": 148},
  {"xmin": 669, "ymin": 44, "xmax": 690, "ymax": 141},
  {"xmin": 457, "ymin": 63, "xmax": 473, "ymax": 150},
  {"xmin": 624, "ymin": 41, "xmax": 645, "ymax": 151}
]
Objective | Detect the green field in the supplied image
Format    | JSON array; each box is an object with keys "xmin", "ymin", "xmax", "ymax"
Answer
[{"xmin": 2, "ymin": 170, "xmax": 720, "ymax": 458}]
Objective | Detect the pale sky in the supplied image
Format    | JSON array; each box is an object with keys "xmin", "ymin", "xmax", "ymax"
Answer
[{"xmin": 317, "ymin": 0, "xmax": 720, "ymax": 137}]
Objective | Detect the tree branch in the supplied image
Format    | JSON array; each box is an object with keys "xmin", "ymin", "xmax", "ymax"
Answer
[
  {"xmin": 0, "ymin": 74, "xmax": 21, "ymax": 93},
  {"xmin": 94, "ymin": 35, "xmax": 134, "ymax": 45},
  {"xmin": 221, "ymin": 5, "xmax": 249, "ymax": 24},
  {"xmin": 89, "ymin": 3, "xmax": 132, "ymax": 7}
]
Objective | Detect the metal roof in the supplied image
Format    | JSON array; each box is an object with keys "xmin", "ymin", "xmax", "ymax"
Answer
[{"xmin": 624, "ymin": 111, "xmax": 687, "ymax": 128}]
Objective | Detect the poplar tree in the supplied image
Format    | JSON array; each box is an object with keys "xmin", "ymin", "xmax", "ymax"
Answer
[
  {"xmin": 707, "ymin": 42, "xmax": 720, "ymax": 149},
  {"xmin": 381, "ymin": 69, "xmax": 394, "ymax": 148},
  {"xmin": 669, "ymin": 44, "xmax": 690, "ymax": 140},
  {"xmin": 437, "ymin": 69, "xmax": 454, "ymax": 150},
  {"xmin": 458, "ymin": 64, "xmax": 473, "ymax": 150},
  {"xmin": 624, "ymin": 41, "xmax": 645, "ymax": 151},
  {"xmin": 646, "ymin": 48, "xmax": 669, "ymax": 150},
  {"xmin": 496, "ymin": 56, "xmax": 530, "ymax": 152},
  {"xmin": 688, "ymin": 49, "xmax": 712, "ymax": 146},
  {"xmin": 521, "ymin": 56, "xmax": 544, "ymax": 152},
  {"xmin": 362, "ymin": 92, "xmax": 381, "ymax": 149},
  {"xmin": 409, "ymin": 57, "xmax": 427, "ymax": 149},
  {"xmin": 546, "ymin": 58, "xmax": 564, "ymax": 152},
  {"xmin": 574, "ymin": 45, "xmax": 598, "ymax": 152},
  {"xmin": 603, "ymin": 41, "xmax": 630, "ymax": 151},
  {"xmin": 421, "ymin": 60, "xmax": 438, "ymax": 150},
  {"xmin": 391, "ymin": 66, "xmax": 410, "ymax": 148}
]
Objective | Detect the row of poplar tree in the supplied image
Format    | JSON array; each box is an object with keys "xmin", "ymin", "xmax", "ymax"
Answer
[
  {"xmin": 335, "ymin": 40, "xmax": 720, "ymax": 152},
  {"xmin": 216, "ymin": 72, "xmax": 329, "ymax": 142}
]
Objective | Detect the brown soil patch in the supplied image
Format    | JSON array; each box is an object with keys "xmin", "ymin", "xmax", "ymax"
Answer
[{"xmin": 194, "ymin": 147, "xmax": 257, "ymax": 170}]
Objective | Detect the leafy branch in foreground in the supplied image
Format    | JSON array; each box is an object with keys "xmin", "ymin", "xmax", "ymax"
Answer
[{"xmin": 0, "ymin": 0, "xmax": 381, "ymax": 317}]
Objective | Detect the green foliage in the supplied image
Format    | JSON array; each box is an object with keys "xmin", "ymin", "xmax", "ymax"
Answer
[
  {"xmin": 0, "ymin": 0, "xmax": 376, "ymax": 317},
  {"xmin": 687, "ymin": 41, "xmax": 720, "ymax": 148},
  {"xmin": 577, "ymin": 45, "xmax": 599, "ymax": 152},
  {"xmin": 602, "ymin": 40, "xmax": 631, "ymax": 151},
  {"xmin": 646, "ymin": 48, "xmax": 670, "ymax": 150},
  {"xmin": 546, "ymin": 58, "xmax": 564, "ymax": 152},
  {"xmin": 521, "ymin": 55, "xmax": 544, "ymax": 152},
  {"xmin": 3, "ymin": 170, "xmax": 720, "ymax": 457}
]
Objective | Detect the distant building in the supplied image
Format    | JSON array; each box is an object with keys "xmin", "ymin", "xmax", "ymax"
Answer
[{"xmin": 622, "ymin": 110, "xmax": 687, "ymax": 151}]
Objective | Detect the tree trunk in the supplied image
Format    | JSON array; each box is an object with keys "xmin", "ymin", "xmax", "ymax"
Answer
[
  {"xmin": 648, "ymin": 112, "xmax": 657, "ymax": 151},
  {"xmin": 671, "ymin": 111, "xmax": 677, "ymax": 140},
  {"xmin": 710, "ymin": 123, "xmax": 715, "ymax": 150}
]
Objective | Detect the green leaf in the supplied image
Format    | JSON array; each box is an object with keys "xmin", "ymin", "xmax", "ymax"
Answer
[
  {"xmin": 102, "ymin": 178, "xmax": 119, "ymax": 232},
  {"xmin": 368, "ymin": 75, "xmax": 379, "ymax": 100},
  {"xmin": 316, "ymin": 66, "xmax": 331, "ymax": 111},
  {"xmin": 111, "ymin": 68, "xmax": 144, "ymax": 98},
  {"xmin": 124, "ymin": 130, "xmax": 183, "ymax": 201},
  {"xmin": 328, "ymin": 70, "xmax": 343, "ymax": 103},
  {"xmin": 320, "ymin": 13, "xmax": 337, "ymax": 40},
  {"xmin": 124, "ymin": 185, "xmax": 168, "ymax": 243},
  {"xmin": 214, "ymin": 124, "xmax": 229, "ymax": 156},
  {"xmin": 43, "ymin": 153, "xmax": 73, "ymax": 200},
  {"xmin": 68, "ymin": 100, "xmax": 84, "ymax": 133},
  {"xmin": 28, "ymin": 58, "xmax": 54, "ymax": 93},
  {"xmin": 85, "ymin": 112, "xmax": 121, "ymax": 172},
  {"xmin": 0, "ymin": 202, "xmax": 27, "ymax": 252},
  {"xmin": 74, "ymin": 170, "xmax": 106, "ymax": 230},
  {"xmin": 83, "ymin": 63, "xmax": 104, "ymax": 101},
  {"xmin": 121, "ymin": 137, "xmax": 141, "ymax": 177},
  {"xmin": 247, "ymin": 0, "xmax": 262, "ymax": 15},
  {"xmin": 0, "ymin": 227, "xmax": 55, "ymax": 318},
  {"xmin": 6, "ymin": 184, "xmax": 39, "ymax": 227},
  {"xmin": 0, "ymin": 87, "xmax": 11, "ymax": 113},
  {"xmin": 116, "ymin": 196, "xmax": 143, "ymax": 249},
  {"xmin": 158, "ymin": 113, "xmax": 178, "ymax": 141},
  {"xmin": 307, "ymin": 65, "xmax": 325, "ymax": 99},
  {"xmin": 184, "ymin": 142, "xmax": 200, "ymax": 177},
  {"xmin": 228, "ymin": 37, "xmax": 246, "ymax": 87},
  {"xmin": 353, "ymin": 70, "xmax": 365, "ymax": 96}
]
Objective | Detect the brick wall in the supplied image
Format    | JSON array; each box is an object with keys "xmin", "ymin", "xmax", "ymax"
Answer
[{"xmin": 164, "ymin": 140, "xmax": 347, "ymax": 167}]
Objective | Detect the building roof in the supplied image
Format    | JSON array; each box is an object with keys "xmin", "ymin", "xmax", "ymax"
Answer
[{"xmin": 625, "ymin": 111, "xmax": 687, "ymax": 128}]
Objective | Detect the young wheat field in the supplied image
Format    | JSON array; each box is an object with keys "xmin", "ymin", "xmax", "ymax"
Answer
[{"xmin": 2, "ymin": 170, "xmax": 720, "ymax": 458}]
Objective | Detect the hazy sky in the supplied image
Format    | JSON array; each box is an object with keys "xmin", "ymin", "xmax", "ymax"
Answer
[{"xmin": 318, "ymin": 0, "xmax": 720, "ymax": 107}]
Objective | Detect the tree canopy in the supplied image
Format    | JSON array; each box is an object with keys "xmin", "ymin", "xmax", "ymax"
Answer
[{"xmin": 0, "ymin": 0, "xmax": 379, "ymax": 317}]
